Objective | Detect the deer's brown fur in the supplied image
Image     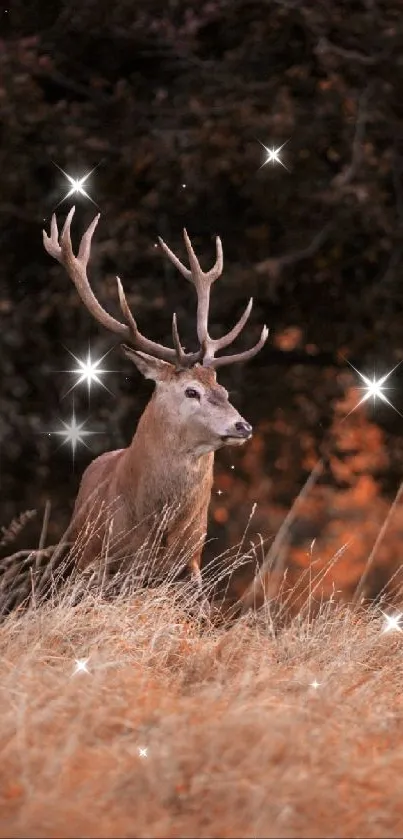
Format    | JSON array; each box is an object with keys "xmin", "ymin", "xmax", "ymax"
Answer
[{"xmin": 71, "ymin": 367, "xmax": 218, "ymax": 576}]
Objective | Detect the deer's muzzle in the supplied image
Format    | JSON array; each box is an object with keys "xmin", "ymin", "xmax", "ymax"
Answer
[{"xmin": 221, "ymin": 420, "xmax": 253, "ymax": 442}]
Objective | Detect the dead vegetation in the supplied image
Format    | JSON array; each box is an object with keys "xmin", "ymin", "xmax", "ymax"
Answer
[{"xmin": 1, "ymin": 547, "xmax": 403, "ymax": 838}]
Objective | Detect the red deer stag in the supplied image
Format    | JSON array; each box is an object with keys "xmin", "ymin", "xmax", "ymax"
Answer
[{"xmin": 43, "ymin": 207, "xmax": 268, "ymax": 602}]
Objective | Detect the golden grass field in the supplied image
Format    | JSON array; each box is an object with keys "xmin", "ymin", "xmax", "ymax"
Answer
[{"xmin": 1, "ymin": 564, "xmax": 403, "ymax": 839}]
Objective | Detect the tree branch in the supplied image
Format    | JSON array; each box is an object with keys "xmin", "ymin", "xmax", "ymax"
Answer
[
  {"xmin": 315, "ymin": 36, "xmax": 388, "ymax": 67},
  {"xmin": 254, "ymin": 222, "xmax": 333, "ymax": 280},
  {"xmin": 331, "ymin": 85, "xmax": 373, "ymax": 190},
  {"xmin": 240, "ymin": 460, "xmax": 324, "ymax": 614}
]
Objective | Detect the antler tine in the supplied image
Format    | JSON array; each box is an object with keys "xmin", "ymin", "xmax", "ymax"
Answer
[
  {"xmin": 207, "ymin": 325, "xmax": 269, "ymax": 369},
  {"xmin": 171, "ymin": 313, "xmax": 195, "ymax": 368},
  {"xmin": 183, "ymin": 229, "xmax": 223, "ymax": 348},
  {"xmin": 182, "ymin": 228, "xmax": 223, "ymax": 283},
  {"xmin": 202, "ymin": 298, "xmax": 254, "ymax": 364},
  {"xmin": 158, "ymin": 229, "xmax": 223, "ymax": 355},
  {"xmin": 157, "ymin": 235, "xmax": 192, "ymax": 279},
  {"xmin": 116, "ymin": 276, "xmax": 199, "ymax": 364},
  {"xmin": 158, "ymin": 230, "xmax": 267, "ymax": 369},
  {"xmin": 42, "ymin": 208, "xmax": 74, "ymax": 262},
  {"xmin": 44, "ymin": 207, "xmax": 130, "ymax": 341},
  {"xmin": 43, "ymin": 207, "xmax": 201, "ymax": 367},
  {"xmin": 61, "ymin": 205, "xmax": 95, "ymax": 260},
  {"xmin": 77, "ymin": 212, "xmax": 102, "ymax": 266}
]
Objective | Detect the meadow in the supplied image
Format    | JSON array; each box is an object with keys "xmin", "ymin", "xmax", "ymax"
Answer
[{"xmin": 1, "ymin": 534, "xmax": 403, "ymax": 839}]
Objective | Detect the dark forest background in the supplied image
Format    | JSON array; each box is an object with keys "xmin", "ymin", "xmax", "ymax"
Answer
[{"xmin": 1, "ymin": 0, "xmax": 403, "ymax": 605}]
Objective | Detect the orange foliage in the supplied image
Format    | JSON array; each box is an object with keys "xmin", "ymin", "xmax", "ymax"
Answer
[
  {"xmin": 214, "ymin": 507, "xmax": 229, "ymax": 524},
  {"xmin": 219, "ymin": 380, "xmax": 403, "ymax": 609}
]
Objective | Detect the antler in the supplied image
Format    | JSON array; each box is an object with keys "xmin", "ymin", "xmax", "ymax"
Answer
[
  {"xmin": 43, "ymin": 209, "xmax": 268, "ymax": 371},
  {"xmin": 158, "ymin": 229, "xmax": 268, "ymax": 369},
  {"xmin": 43, "ymin": 207, "xmax": 201, "ymax": 367}
]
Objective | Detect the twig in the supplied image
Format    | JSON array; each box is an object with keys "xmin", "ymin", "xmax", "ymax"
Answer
[
  {"xmin": 0, "ymin": 510, "xmax": 37, "ymax": 548},
  {"xmin": 331, "ymin": 85, "xmax": 373, "ymax": 189},
  {"xmin": 34, "ymin": 528, "xmax": 75, "ymax": 596},
  {"xmin": 1, "ymin": 547, "xmax": 54, "ymax": 564},
  {"xmin": 240, "ymin": 460, "xmax": 324, "ymax": 613},
  {"xmin": 254, "ymin": 223, "xmax": 333, "ymax": 278},
  {"xmin": 316, "ymin": 36, "xmax": 388, "ymax": 67},
  {"xmin": 352, "ymin": 482, "xmax": 403, "ymax": 605},
  {"xmin": 38, "ymin": 501, "xmax": 51, "ymax": 553}
]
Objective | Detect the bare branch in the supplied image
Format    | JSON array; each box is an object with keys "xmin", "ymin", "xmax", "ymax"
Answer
[
  {"xmin": 38, "ymin": 500, "xmax": 51, "ymax": 555},
  {"xmin": 332, "ymin": 85, "xmax": 373, "ymax": 190},
  {"xmin": 255, "ymin": 223, "xmax": 333, "ymax": 279},
  {"xmin": 353, "ymin": 482, "xmax": 403, "ymax": 605},
  {"xmin": 240, "ymin": 460, "xmax": 324, "ymax": 614},
  {"xmin": 315, "ymin": 36, "xmax": 387, "ymax": 67},
  {"xmin": 0, "ymin": 510, "xmax": 37, "ymax": 548}
]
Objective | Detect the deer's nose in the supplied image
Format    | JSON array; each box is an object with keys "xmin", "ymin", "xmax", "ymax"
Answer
[{"xmin": 234, "ymin": 421, "xmax": 253, "ymax": 437}]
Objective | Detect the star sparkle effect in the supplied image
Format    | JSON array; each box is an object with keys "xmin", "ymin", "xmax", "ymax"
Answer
[
  {"xmin": 342, "ymin": 358, "xmax": 403, "ymax": 420},
  {"xmin": 52, "ymin": 161, "xmax": 100, "ymax": 209},
  {"xmin": 73, "ymin": 658, "xmax": 90, "ymax": 675},
  {"xmin": 46, "ymin": 405, "xmax": 102, "ymax": 465},
  {"xmin": 258, "ymin": 140, "xmax": 290, "ymax": 171},
  {"xmin": 138, "ymin": 747, "xmax": 148, "ymax": 758},
  {"xmin": 310, "ymin": 679, "xmax": 321, "ymax": 690},
  {"xmin": 381, "ymin": 612, "xmax": 402, "ymax": 634},
  {"xmin": 61, "ymin": 346, "xmax": 115, "ymax": 399}
]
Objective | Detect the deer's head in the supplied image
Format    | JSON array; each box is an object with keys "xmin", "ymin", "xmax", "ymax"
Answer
[
  {"xmin": 122, "ymin": 348, "xmax": 253, "ymax": 455},
  {"xmin": 43, "ymin": 209, "xmax": 268, "ymax": 455}
]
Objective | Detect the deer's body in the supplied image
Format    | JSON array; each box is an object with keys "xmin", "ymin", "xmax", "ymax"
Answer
[
  {"xmin": 43, "ymin": 208, "xmax": 267, "ymax": 600},
  {"xmin": 70, "ymin": 373, "xmax": 215, "ymax": 576}
]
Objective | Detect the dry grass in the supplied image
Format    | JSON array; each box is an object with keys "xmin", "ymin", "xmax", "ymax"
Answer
[{"xmin": 1, "ymin": 566, "xmax": 403, "ymax": 839}]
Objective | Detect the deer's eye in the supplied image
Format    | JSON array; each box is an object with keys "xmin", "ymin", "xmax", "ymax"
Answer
[{"xmin": 185, "ymin": 387, "xmax": 201, "ymax": 400}]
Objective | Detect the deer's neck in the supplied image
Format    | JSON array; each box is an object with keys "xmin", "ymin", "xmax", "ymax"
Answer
[{"xmin": 116, "ymin": 397, "xmax": 214, "ymax": 515}]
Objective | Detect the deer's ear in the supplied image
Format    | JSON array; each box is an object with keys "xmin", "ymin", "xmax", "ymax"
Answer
[{"xmin": 121, "ymin": 346, "xmax": 173, "ymax": 382}]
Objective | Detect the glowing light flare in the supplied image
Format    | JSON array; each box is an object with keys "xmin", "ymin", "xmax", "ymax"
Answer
[
  {"xmin": 138, "ymin": 747, "xmax": 148, "ymax": 758},
  {"xmin": 310, "ymin": 680, "xmax": 321, "ymax": 690},
  {"xmin": 342, "ymin": 358, "xmax": 403, "ymax": 420},
  {"xmin": 381, "ymin": 612, "xmax": 402, "ymax": 634},
  {"xmin": 73, "ymin": 658, "xmax": 90, "ymax": 675},
  {"xmin": 258, "ymin": 140, "xmax": 290, "ymax": 171},
  {"xmin": 52, "ymin": 161, "xmax": 100, "ymax": 209},
  {"xmin": 62, "ymin": 346, "xmax": 115, "ymax": 399},
  {"xmin": 46, "ymin": 405, "xmax": 102, "ymax": 465}
]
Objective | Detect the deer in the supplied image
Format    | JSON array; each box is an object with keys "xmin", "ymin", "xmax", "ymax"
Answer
[{"xmin": 43, "ymin": 206, "xmax": 268, "ymax": 607}]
